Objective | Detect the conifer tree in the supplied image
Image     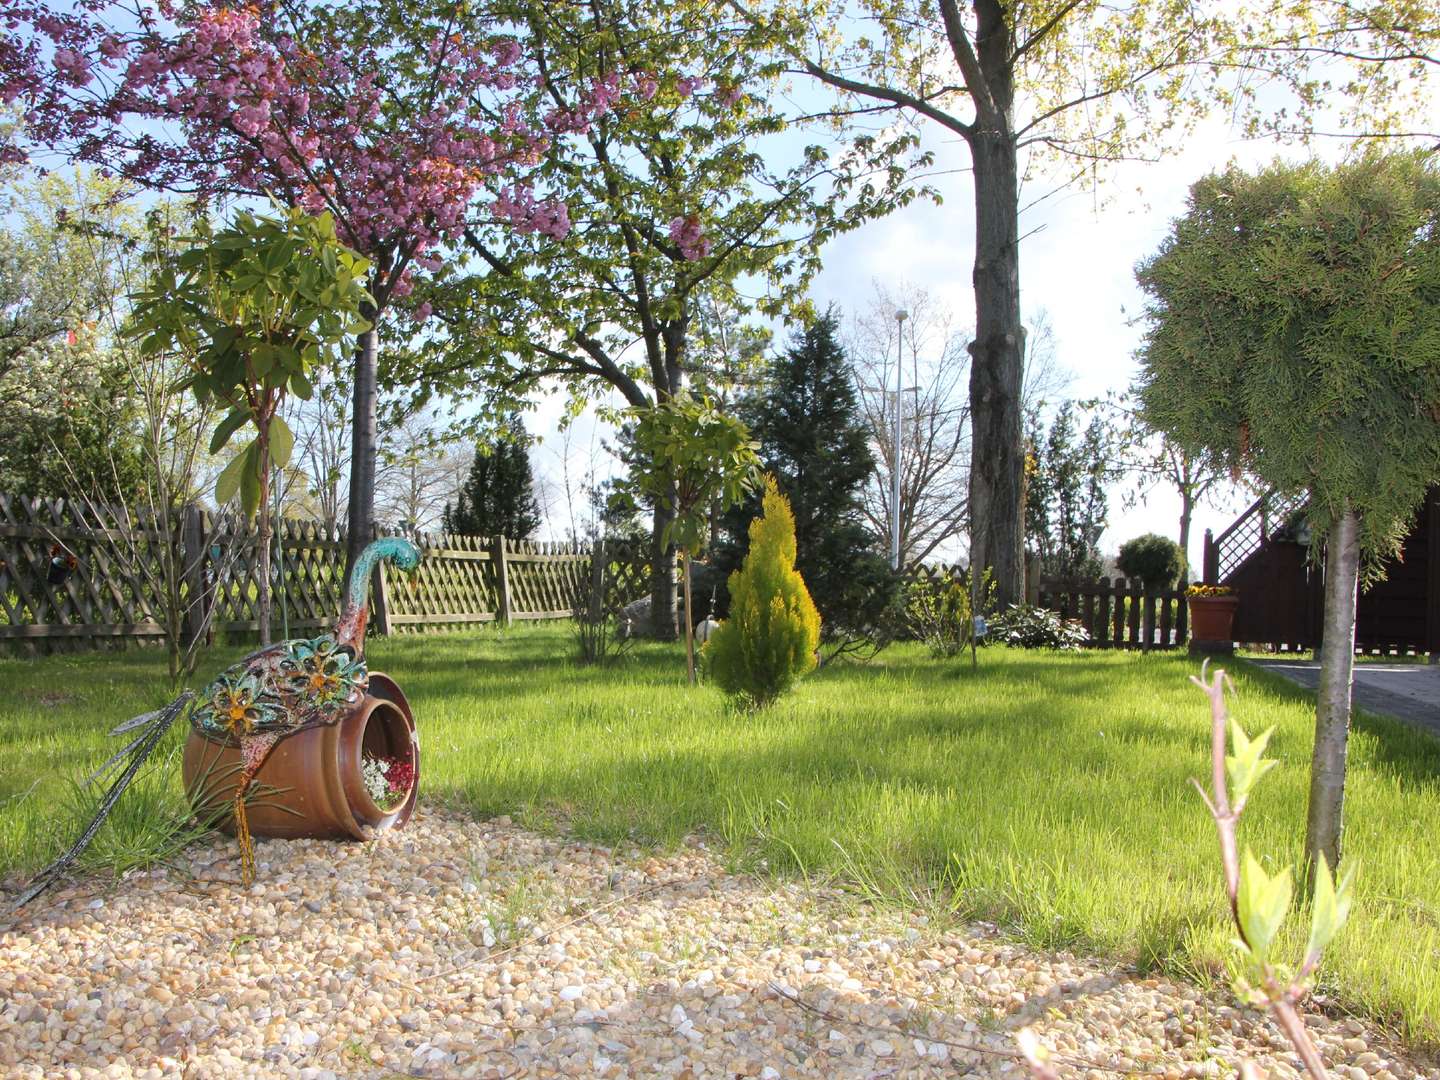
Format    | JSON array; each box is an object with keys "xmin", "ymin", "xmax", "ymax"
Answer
[
  {"xmin": 444, "ymin": 418, "xmax": 541, "ymax": 539},
  {"xmin": 706, "ymin": 478, "xmax": 821, "ymax": 707},
  {"xmin": 1024, "ymin": 403, "xmax": 1117, "ymax": 579},
  {"xmin": 715, "ymin": 310, "xmax": 893, "ymax": 646}
]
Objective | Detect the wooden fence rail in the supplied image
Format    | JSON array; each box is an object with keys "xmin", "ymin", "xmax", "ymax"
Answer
[{"xmin": 0, "ymin": 493, "xmax": 650, "ymax": 655}]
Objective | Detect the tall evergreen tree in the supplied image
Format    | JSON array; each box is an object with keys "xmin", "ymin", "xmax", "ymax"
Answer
[
  {"xmin": 443, "ymin": 418, "xmax": 541, "ymax": 539},
  {"xmin": 714, "ymin": 310, "xmax": 895, "ymax": 645},
  {"xmin": 1024, "ymin": 403, "xmax": 1116, "ymax": 579}
]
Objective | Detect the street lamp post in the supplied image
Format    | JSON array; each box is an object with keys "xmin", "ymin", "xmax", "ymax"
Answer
[{"xmin": 891, "ymin": 309, "xmax": 907, "ymax": 570}]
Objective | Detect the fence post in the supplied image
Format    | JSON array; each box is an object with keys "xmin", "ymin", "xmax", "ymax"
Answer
[
  {"xmin": 1024, "ymin": 552, "xmax": 1041, "ymax": 607},
  {"xmin": 180, "ymin": 503, "xmax": 208, "ymax": 653},
  {"xmin": 1202, "ymin": 529, "xmax": 1219, "ymax": 584},
  {"xmin": 493, "ymin": 535, "xmax": 513, "ymax": 626}
]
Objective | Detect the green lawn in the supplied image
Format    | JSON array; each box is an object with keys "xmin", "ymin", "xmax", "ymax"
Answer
[{"xmin": 3, "ymin": 625, "xmax": 1438, "ymax": 1043}]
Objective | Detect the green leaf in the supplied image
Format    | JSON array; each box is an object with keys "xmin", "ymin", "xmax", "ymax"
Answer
[
  {"xmin": 1237, "ymin": 849, "xmax": 1292, "ymax": 964},
  {"xmin": 239, "ymin": 441, "xmax": 262, "ymax": 518},
  {"xmin": 209, "ymin": 407, "xmax": 252, "ymax": 454},
  {"xmin": 290, "ymin": 370, "xmax": 314, "ymax": 400},
  {"xmin": 1306, "ymin": 854, "xmax": 1356, "ymax": 960},
  {"xmin": 1226, "ymin": 721, "xmax": 1279, "ymax": 806},
  {"xmin": 251, "ymin": 342, "xmax": 276, "ymax": 377},
  {"xmin": 269, "ymin": 414, "xmax": 295, "ymax": 471},
  {"xmin": 214, "ymin": 443, "xmax": 252, "ymax": 507}
]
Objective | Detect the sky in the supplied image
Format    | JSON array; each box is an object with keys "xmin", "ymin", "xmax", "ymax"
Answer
[{"xmin": 522, "ymin": 110, "xmax": 1314, "ymax": 569}]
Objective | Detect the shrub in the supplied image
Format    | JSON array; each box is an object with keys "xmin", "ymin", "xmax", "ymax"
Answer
[
  {"xmin": 1115, "ymin": 532, "xmax": 1184, "ymax": 589},
  {"xmin": 986, "ymin": 604, "xmax": 1088, "ymax": 650},
  {"xmin": 704, "ymin": 478, "xmax": 821, "ymax": 707},
  {"xmin": 905, "ymin": 568, "xmax": 993, "ymax": 658}
]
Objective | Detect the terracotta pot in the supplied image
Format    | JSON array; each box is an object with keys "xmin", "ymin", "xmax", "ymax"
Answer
[
  {"xmin": 1188, "ymin": 595, "xmax": 1239, "ymax": 652},
  {"xmin": 181, "ymin": 672, "xmax": 419, "ymax": 840}
]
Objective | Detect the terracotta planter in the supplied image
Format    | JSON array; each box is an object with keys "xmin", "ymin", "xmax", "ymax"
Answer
[
  {"xmin": 181, "ymin": 672, "xmax": 418, "ymax": 840},
  {"xmin": 1188, "ymin": 595, "xmax": 1239, "ymax": 654}
]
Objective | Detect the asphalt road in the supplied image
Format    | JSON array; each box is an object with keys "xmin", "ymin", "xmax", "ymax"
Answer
[{"xmin": 1251, "ymin": 659, "xmax": 1440, "ymax": 740}]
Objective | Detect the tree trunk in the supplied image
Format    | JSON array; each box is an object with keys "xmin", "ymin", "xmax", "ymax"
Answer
[
  {"xmin": 645, "ymin": 348, "xmax": 684, "ymax": 641},
  {"xmin": 682, "ymin": 550, "xmax": 696, "ymax": 685},
  {"xmin": 1305, "ymin": 507, "xmax": 1360, "ymax": 880},
  {"xmin": 1177, "ymin": 492, "xmax": 1194, "ymax": 586},
  {"xmin": 966, "ymin": 126, "xmax": 1026, "ymax": 608},
  {"xmin": 649, "ymin": 496, "xmax": 679, "ymax": 640},
  {"xmin": 345, "ymin": 310, "xmax": 379, "ymax": 585},
  {"xmin": 256, "ymin": 431, "xmax": 273, "ymax": 648}
]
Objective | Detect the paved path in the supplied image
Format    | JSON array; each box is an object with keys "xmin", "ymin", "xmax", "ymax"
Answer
[{"xmin": 1252, "ymin": 659, "xmax": 1440, "ymax": 740}]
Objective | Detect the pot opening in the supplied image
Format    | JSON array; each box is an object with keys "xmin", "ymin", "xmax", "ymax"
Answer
[{"xmin": 359, "ymin": 702, "xmax": 415, "ymax": 813}]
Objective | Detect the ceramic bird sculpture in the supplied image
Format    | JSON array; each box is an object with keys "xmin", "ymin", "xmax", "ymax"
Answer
[{"xmin": 14, "ymin": 538, "xmax": 421, "ymax": 908}]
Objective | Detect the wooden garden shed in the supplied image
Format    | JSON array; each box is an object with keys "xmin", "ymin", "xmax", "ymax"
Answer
[{"xmin": 1202, "ymin": 486, "xmax": 1440, "ymax": 655}]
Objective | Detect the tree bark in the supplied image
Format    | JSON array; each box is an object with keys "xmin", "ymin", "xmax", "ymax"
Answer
[
  {"xmin": 256, "ymin": 429, "xmax": 273, "ymax": 648},
  {"xmin": 345, "ymin": 310, "xmax": 379, "ymax": 586},
  {"xmin": 966, "ymin": 124, "xmax": 1026, "ymax": 608},
  {"xmin": 1305, "ymin": 506, "xmax": 1360, "ymax": 879},
  {"xmin": 1178, "ymin": 491, "xmax": 1194, "ymax": 586},
  {"xmin": 649, "ymin": 496, "xmax": 679, "ymax": 640},
  {"xmin": 682, "ymin": 550, "xmax": 696, "ymax": 684},
  {"xmin": 645, "ymin": 346, "xmax": 684, "ymax": 640}
]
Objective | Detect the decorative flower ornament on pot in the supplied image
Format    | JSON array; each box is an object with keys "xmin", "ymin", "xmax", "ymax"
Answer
[{"xmin": 1187, "ymin": 584, "xmax": 1239, "ymax": 655}]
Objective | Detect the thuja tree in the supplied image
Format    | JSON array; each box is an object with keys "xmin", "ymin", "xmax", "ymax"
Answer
[
  {"xmin": 715, "ymin": 310, "xmax": 895, "ymax": 655},
  {"xmin": 707, "ymin": 477, "xmax": 821, "ymax": 708},
  {"xmin": 1024, "ymin": 403, "xmax": 1115, "ymax": 580},
  {"xmin": 732, "ymin": 0, "xmax": 1440, "ymax": 609},
  {"xmin": 411, "ymin": 0, "xmax": 919, "ymax": 638},
  {"xmin": 131, "ymin": 206, "xmax": 372, "ymax": 646},
  {"xmin": 1136, "ymin": 153, "xmax": 1440, "ymax": 876},
  {"xmin": 8, "ymin": 0, "xmax": 599, "ymax": 578}
]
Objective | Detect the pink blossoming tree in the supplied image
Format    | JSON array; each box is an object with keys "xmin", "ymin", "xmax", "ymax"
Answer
[{"xmin": 4, "ymin": 0, "xmax": 608, "ymax": 573}]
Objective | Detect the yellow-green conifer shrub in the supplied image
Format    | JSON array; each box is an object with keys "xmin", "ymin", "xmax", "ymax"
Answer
[{"xmin": 705, "ymin": 478, "xmax": 821, "ymax": 707}]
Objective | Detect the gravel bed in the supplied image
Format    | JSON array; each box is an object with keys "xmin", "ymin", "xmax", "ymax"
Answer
[{"xmin": 1, "ymin": 808, "xmax": 1434, "ymax": 1079}]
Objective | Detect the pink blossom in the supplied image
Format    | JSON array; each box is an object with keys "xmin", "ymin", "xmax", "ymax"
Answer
[
  {"xmin": 676, "ymin": 75, "xmax": 702, "ymax": 99},
  {"xmin": 668, "ymin": 214, "xmax": 710, "ymax": 260},
  {"xmin": 232, "ymin": 100, "xmax": 270, "ymax": 137},
  {"xmin": 415, "ymin": 301, "xmax": 433, "ymax": 320},
  {"xmin": 53, "ymin": 49, "xmax": 92, "ymax": 87}
]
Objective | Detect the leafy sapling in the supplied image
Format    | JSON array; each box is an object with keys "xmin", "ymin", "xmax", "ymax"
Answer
[
  {"xmin": 629, "ymin": 394, "xmax": 762, "ymax": 684},
  {"xmin": 1191, "ymin": 665, "xmax": 1355, "ymax": 1079},
  {"xmin": 130, "ymin": 206, "xmax": 372, "ymax": 646}
]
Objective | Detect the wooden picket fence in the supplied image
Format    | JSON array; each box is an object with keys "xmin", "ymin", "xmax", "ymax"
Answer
[
  {"xmin": 1036, "ymin": 576, "xmax": 1188, "ymax": 650},
  {"xmin": 902, "ymin": 562, "xmax": 1189, "ymax": 650},
  {"xmin": 0, "ymin": 493, "xmax": 650, "ymax": 655}
]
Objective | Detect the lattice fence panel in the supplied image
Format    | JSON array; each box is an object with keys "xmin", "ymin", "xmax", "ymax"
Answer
[
  {"xmin": 3, "ymin": 487, "xmax": 659, "ymax": 651},
  {"xmin": 385, "ymin": 532, "xmax": 501, "ymax": 632},
  {"xmin": 507, "ymin": 538, "xmax": 590, "ymax": 620},
  {"xmin": 0, "ymin": 494, "xmax": 175, "ymax": 653}
]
